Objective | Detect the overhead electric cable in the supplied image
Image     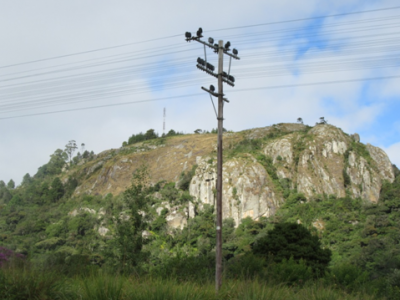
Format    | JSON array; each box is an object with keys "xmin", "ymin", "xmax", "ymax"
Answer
[
  {"xmin": 1, "ymin": 5, "xmax": 399, "ymax": 71},
  {"xmin": 1, "ymin": 74, "xmax": 399, "ymax": 120},
  {"xmin": 0, "ymin": 34, "xmax": 183, "ymax": 69},
  {"xmin": 0, "ymin": 93, "xmax": 204, "ymax": 120},
  {"xmin": 207, "ymin": 5, "xmax": 400, "ymax": 32}
]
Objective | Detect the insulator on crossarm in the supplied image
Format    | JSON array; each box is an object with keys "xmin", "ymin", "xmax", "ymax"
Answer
[
  {"xmin": 197, "ymin": 57, "xmax": 205, "ymax": 66},
  {"xmin": 206, "ymin": 62, "xmax": 215, "ymax": 71},
  {"xmin": 197, "ymin": 27, "xmax": 203, "ymax": 38}
]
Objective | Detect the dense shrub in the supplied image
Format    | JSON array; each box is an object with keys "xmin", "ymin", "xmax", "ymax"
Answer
[{"xmin": 252, "ymin": 222, "xmax": 331, "ymax": 276}]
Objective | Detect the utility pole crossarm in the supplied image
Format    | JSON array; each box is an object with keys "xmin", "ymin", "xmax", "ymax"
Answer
[{"xmin": 201, "ymin": 86, "xmax": 229, "ymax": 102}]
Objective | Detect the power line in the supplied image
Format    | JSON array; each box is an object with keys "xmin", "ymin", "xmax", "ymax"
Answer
[
  {"xmin": 207, "ymin": 5, "xmax": 400, "ymax": 33},
  {"xmin": 0, "ymin": 93, "xmax": 203, "ymax": 120},
  {"xmin": 0, "ymin": 34, "xmax": 183, "ymax": 70},
  {"xmin": 1, "ymin": 74, "xmax": 398, "ymax": 120},
  {"xmin": 1, "ymin": 5, "xmax": 399, "ymax": 71}
]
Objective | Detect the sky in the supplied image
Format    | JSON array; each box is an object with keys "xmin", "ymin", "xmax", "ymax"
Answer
[{"xmin": 1, "ymin": 0, "xmax": 400, "ymax": 185}]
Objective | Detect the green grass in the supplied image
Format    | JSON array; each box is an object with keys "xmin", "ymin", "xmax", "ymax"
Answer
[
  {"xmin": 67, "ymin": 276, "xmax": 379, "ymax": 300},
  {"xmin": 0, "ymin": 263, "xmax": 381, "ymax": 300}
]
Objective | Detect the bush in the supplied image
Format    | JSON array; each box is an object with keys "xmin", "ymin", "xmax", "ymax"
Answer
[
  {"xmin": 268, "ymin": 257, "xmax": 314, "ymax": 285},
  {"xmin": 252, "ymin": 222, "xmax": 331, "ymax": 276},
  {"xmin": 327, "ymin": 263, "xmax": 369, "ymax": 292},
  {"xmin": 225, "ymin": 253, "xmax": 265, "ymax": 279},
  {"xmin": 149, "ymin": 254, "xmax": 214, "ymax": 282}
]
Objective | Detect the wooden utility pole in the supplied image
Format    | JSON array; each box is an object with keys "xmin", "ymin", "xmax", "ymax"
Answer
[
  {"xmin": 216, "ymin": 40, "xmax": 224, "ymax": 291},
  {"xmin": 184, "ymin": 29, "xmax": 239, "ymax": 293}
]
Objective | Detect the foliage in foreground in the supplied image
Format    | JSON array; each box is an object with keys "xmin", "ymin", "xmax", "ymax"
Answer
[{"xmin": 0, "ymin": 260, "xmax": 379, "ymax": 300}]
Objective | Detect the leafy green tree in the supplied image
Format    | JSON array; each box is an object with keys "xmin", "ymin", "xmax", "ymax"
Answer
[
  {"xmin": 64, "ymin": 176, "xmax": 78, "ymax": 197},
  {"xmin": 145, "ymin": 129, "xmax": 158, "ymax": 140},
  {"xmin": 35, "ymin": 149, "xmax": 67, "ymax": 178},
  {"xmin": 252, "ymin": 222, "xmax": 331, "ymax": 275},
  {"xmin": 7, "ymin": 179, "xmax": 15, "ymax": 189},
  {"xmin": 22, "ymin": 173, "xmax": 32, "ymax": 186},
  {"xmin": 0, "ymin": 180, "xmax": 5, "ymax": 188},
  {"xmin": 50, "ymin": 177, "xmax": 64, "ymax": 202},
  {"xmin": 82, "ymin": 150, "xmax": 90, "ymax": 159},
  {"xmin": 0, "ymin": 187, "xmax": 12, "ymax": 203},
  {"xmin": 114, "ymin": 166, "xmax": 150, "ymax": 271},
  {"xmin": 166, "ymin": 129, "xmax": 176, "ymax": 136}
]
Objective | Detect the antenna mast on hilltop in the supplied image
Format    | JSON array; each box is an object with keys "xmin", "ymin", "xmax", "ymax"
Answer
[{"xmin": 163, "ymin": 107, "xmax": 166, "ymax": 136}]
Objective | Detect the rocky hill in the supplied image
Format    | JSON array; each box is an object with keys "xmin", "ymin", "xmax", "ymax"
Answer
[{"xmin": 61, "ymin": 123, "xmax": 394, "ymax": 228}]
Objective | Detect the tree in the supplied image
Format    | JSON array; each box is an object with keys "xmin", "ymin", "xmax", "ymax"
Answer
[
  {"xmin": 145, "ymin": 129, "xmax": 158, "ymax": 140},
  {"xmin": 252, "ymin": 222, "xmax": 331, "ymax": 275},
  {"xmin": 115, "ymin": 166, "xmax": 150, "ymax": 271},
  {"xmin": 0, "ymin": 187, "xmax": 12, "ymax": 203},
  {"xmin": 22, "ymin": 173, "xmax": 32, "ymax": 186},
  {"xmin": 166, "ymin": 129, "xmax": 177, "ymax": 137},
  {"xmin": 7, "ymin": 179, "xmax": 15, "ymax": 189},
  {"xmin": 50, "ymin": 177, "xmax": 64, "ymax": 202},
  {"xmin": 297, "ymin": 117, "xmax": 303, "ymax": 124},
  {"xmin": 35, "ymin": 149, "xmax": 67, "ymax": 178},
  {"xmin": 0, "ymin": 180, "xmax": 5, "ymax": 188},
  {"xmin": 65, "ymin": 140, "xmax": 78, "ymax": 163},
  {"xmin": 82, "ymin": 150, "xmax": 90, "ymax": 159},
  {"xmin": 194, "ymin": 129, "xmax": 202, "ymax": 134}
]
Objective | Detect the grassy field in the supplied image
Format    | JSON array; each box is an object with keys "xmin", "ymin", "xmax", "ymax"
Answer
[{"xmin": 0, "ymin": 264, "xmax": 378, "ymax": 300}]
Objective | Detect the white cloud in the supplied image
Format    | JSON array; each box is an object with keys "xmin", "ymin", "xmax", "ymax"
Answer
[{"xmin": 383, "ymin": 142, "xmax": 400, "ymax": 167}]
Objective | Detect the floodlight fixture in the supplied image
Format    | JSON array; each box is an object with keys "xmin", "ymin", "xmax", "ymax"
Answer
[
  {"xmin": 210, "ymin": 85, "xmax": 215, "ymax": 92},
  {"xmin": 225, "ymin": 41, "xmax": 231, "ymax": 50},
  {"xmin": 208, "ymin": 37, "xmax": 214, "ymax": 44},
  {"xmin": 232, "ymin": 48, "xmax": 238, "ymax": 55},
  {"xmin": 185, "ymin": 32, "xmax": 192, "ymax": 39},
  {"xmin": 197, "ymin": 27, "xmax": 203, "ymax": 38}
]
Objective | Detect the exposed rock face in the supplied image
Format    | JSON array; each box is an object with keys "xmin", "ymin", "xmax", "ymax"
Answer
[
  {"xmin": 190, "ymin": 157, "xmax": 283, "ymax": 227},
  {"xmin": 351, "ymin": 133, "xmax": 360, "ymax": 143},
  {"xmin": 189, "ymin": 124, "xmax": 395, "ymax": 225},
  {"xmin": 98, "ymin": 226, "xmax": 109, "ymax": 237},
  {"xmin": 165, "ymin": 207, "xmax": 187, "ymax": 230},
  {"xmin": 365, "ymin": 143, "xmax": 394, "ymax": 182},
  {"xmin": 69, "ymin": 123, "xmax": 395, "ymax": 227},
  {"xmin": 346, "ymin": 152, "xmax": 380, "ymax": 202}
]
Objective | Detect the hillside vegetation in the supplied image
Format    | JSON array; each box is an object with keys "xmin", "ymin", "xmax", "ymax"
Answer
[{"xmin": 1, "ymin": 123, "xmax": 400, "ymax": 299}]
